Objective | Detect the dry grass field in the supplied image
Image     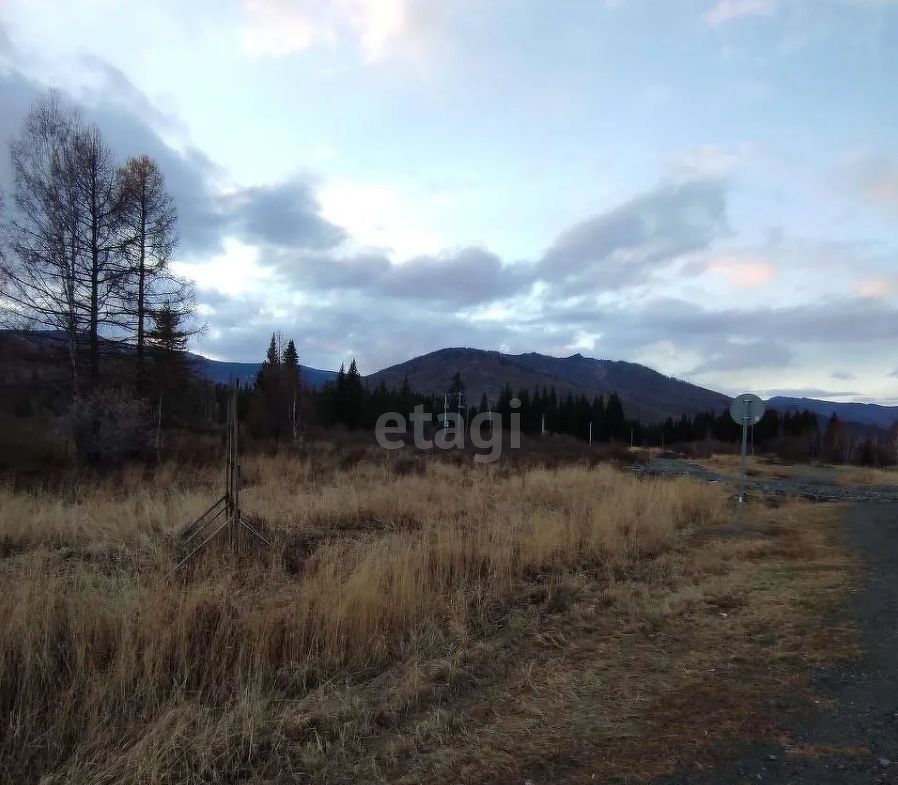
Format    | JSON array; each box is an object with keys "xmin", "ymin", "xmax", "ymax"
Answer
[{"xmin": 0, "ymin": 446, "xmax": 856, "ymax": 784}]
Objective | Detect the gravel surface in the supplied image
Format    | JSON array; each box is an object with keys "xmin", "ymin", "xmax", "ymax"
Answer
[
  {"xmin": 632, "ymin": 459, "xmax": 898, "ymax": 504},
  {"xmin": 650, "ymin": 501, "xmax": 898, "ymax": 784}
]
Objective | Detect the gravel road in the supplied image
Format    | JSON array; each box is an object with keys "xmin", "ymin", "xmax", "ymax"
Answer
[
  {"xmin": 632, "ymin": 459, "xmax": 898, "ymax": 504},
  {"xmin": 651, "ymin": 501, "xmax": 898, "ymax": 784}
]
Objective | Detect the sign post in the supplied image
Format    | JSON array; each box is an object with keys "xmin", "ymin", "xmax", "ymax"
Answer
[{"xmin": 729, "ymin": 393, "xmax": 765, "ymax": 506}]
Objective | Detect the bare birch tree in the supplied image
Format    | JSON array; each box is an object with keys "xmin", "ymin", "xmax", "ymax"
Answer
[
  {"xmin": 69, "ymin": 122, "xmax": 127, "ymax": 382},
  {"xmin": 2, "ymin": 93, "xmax": 86, "ymax": 390}
]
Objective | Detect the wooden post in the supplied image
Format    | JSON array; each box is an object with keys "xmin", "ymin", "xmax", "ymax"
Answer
[
  {"xmin": 155, "ymin": 391, "xmax": 163, "ymax": 463},
  {"xmin": 175, "ymin": 379, "xmax": 270, "ymax": 570}
]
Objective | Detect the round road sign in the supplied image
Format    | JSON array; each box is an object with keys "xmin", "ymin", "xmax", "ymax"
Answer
[{"xmin": 729, "ymin": 393, "xmax": 765, "ymax": 426}]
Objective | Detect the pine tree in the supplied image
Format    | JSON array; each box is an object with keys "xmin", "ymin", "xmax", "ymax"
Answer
[
  {"xmin": 146, "ymin": 302, "xmax": 191, "ymax": 426},
  {"xmin": 605, "ymin": 392, "xmax": 626, "ymax": 441},
  {"xmin": 282, "ymin": 338, "xmax": 301, "ymax": 438},
  {"xmin": 449, "ymin": 371, "xmax": 465, "ymax": 396},
  {"xmin": 256, "ymin": 333, "xmax": 280, "ymax": 388},
  {"xmin": 344, "ymin": 359, "xmax": 364, "ymax": 429},
  {"xmin": 398, "ymin": 375, "xmax": 414, "ymax": 416},
  {"xmin": 252, "ymin": 332, "xmax": 290, "ymax": 440}
]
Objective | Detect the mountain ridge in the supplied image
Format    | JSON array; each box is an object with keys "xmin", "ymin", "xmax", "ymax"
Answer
[
  {"xmin": 365, "ymin": 347, "xmax": 731, "ymax": 423},
  {"xmin": 766, "ymin": 396, "xmax": 898, "ymax": 430}
]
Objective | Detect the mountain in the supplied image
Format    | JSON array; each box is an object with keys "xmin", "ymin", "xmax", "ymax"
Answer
[
  {"xmin": 189, "ymin": 355, "xmax": 336, "ymax": 389},
  {"xmin": 767, "ymin": 396, "xmax": 898, "ymax": 430},
  {"xmin": 0, "ymin": 330, "xmax": 336, "ymax": 390},
  {"xmin": 365, "ymin": 347, "xmax": 731, "ymax": 422}
]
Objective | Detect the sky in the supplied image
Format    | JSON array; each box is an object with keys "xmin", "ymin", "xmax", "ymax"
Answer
[{"xmin": 0, "ymin": 0, "xmax": 897, "ymax": 402}]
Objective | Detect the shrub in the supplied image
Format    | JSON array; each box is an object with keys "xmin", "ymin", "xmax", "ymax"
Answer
[{"xmin": 68, "ymin": 388, "xmax": 150, "ymax": 467}]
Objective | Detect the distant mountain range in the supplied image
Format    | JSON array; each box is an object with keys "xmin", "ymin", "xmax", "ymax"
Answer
[
  {"xmin": 5, "ymin": 330, "xmax": 898, "ymax": 427},
  {"xmin": 188, "ymin": 356, "xmax": 337, "ymax": 389},
  {"xmin": 767, "ymin": 396, "xmax": 898, "ymax": 430}
]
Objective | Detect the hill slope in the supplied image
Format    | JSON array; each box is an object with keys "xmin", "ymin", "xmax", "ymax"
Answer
[{"xmin": 365, "ymin": 347, "xmax": 731, "ymax": 422}]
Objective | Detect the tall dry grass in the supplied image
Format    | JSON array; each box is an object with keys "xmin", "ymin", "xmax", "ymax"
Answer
[{"xmin": 0, "ymin": 452, "xmax": 725, "ymax": 784}]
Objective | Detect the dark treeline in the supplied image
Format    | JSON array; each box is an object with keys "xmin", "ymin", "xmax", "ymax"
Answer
[
  {"xmin": 238, "ymin": 338, "xmax": 890, "ymax": 462},
  {"xmin": 237, "ymin": 337, "xmax": 896, "ymax": 465}
]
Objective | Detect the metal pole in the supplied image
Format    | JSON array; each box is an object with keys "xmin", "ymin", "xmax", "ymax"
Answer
[
  {"xmin": 588, "ymin": 421, "xmax": 592, "ymax": 446},
  {"xmin": 739, "ymin": 416, "xmax": 748, "ymax": 504}
]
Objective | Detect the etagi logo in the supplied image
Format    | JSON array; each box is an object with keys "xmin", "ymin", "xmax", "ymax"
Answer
[{"xmin": 375, "ymin": 399, "xmax": 522, "ymax": 463}]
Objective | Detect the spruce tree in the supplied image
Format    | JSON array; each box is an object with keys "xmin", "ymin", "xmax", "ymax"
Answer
[
  {"xmin": 605, "ymin": 392, "xmax": 626, "ymax": 441},
  {"xmin": 282, "ymin": 338, "xmax": 301, "ymax": 438},
  {"xmin": 146, "ymin": 303, "xmax": 191, "ymax": 426},
  {"xmin": 345, "ymin": 359, "xmax": 364, "ymax": 429}
]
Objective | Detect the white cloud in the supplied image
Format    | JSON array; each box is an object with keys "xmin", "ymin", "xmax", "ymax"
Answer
[
  {"xmin": 241, "ymin": 0, "xmax": 438, "ymax": 61},
  {"xmin": 174, "ymin": 239, "xmax": 274, "ymax": 297},
  {"xmin": 704, "ymin": 0, "xmax": 776, "ymax": 26},
  {"xmin": 707, "ymin": 255, "xmax": 778, "ymax": 287},
  {"xmin": 318, "ymin": 179, "xmax": 447, "ymax": 259},
  {"xmin": 668, "ymin": 143, "xmax": 754, "ymax": 180}
]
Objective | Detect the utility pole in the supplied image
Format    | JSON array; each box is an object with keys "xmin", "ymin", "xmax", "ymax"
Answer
[{"xmin": 588, "ymin": 421, "xmax": 593, "ymax": 446}]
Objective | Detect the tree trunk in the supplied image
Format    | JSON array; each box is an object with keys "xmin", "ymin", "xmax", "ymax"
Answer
[
  {"xmin": 136, "ymin": 196, "xmax": 147, "ymax": 365},
  {"xmin": 89, "ymin": 165, "xmax": 100, "ymax": 383}
]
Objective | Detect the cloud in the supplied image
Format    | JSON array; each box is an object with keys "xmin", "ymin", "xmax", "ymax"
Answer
[
  {"xmin": 760, "ymin": 387, "xmax": 859, "ymax": 399},
  {"xmin": 707, "ymin": 255, "xmax": 777, "ymax": 287},
  {"xmin": 379, "ymin": 247, "xmax": 528, "ymax": 304},
  {"xmin": 224, "ymin": 180, "xmax": 346, "ymax": 250},
  {"xmin": 668, "ymin": 144, "xmax": 753, "ymax": 180},
  {"xmin": 690, "ymin": 339, "xmax": 792, "ymax": 374},
  {"xmin": 246, "ymin": 177, "xmax": 730, "ymax": 309},
  {"xmin": 704, "ymin": 0, "xmax": 776, "ymax": 26},
  {"xmin": 853, "ymin": 277, "xmax": 897, "ymax": 298},
  {"xmin": 841, "ymin": 153, "xmax": 898, "ymax": 216},
  {"xmin": 537, "ymin": 178, "xmax": 729, "ymax": 292},
  {"xmin": 831, "ymin": 370, "xmax": 856, "ymax": 380},
  {"xmin": 259, "ymin": 245, "xmax": 529, "ymax": 306},
  {"xmin": 241, "ymin": 0, "xmax": 442, "ymax": 61},
  {"xmin": 765, "ymin": 389, "xmax": 861, "ymax": 401}
]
